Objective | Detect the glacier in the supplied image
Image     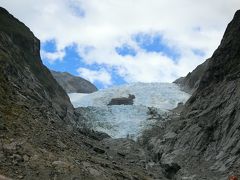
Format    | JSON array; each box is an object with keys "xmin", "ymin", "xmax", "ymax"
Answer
[{"xmin": 69, "ymin": 83, "xmax": 190, "ymax": 139}]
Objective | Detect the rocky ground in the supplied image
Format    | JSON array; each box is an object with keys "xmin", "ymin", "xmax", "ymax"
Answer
[{"xmin": 0, "ymin": 117, "xmax": 163, "ymax": 179}]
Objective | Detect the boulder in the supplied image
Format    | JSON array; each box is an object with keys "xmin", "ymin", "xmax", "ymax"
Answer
[{"xmin": 108, "ymin": 94, "xmax": 135, "ymax": 105}]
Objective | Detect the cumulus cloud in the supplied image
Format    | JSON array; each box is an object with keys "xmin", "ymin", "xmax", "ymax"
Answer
[
  {"xmin": 77, "ymin": 68, "xmax": 112, "ymax": 86},
  {"xmin": 1, "ymin": 0, "xmax": 239, "ymax": 86},
  {"xmin": 41, "ymin": 50, "xmax": 65, "ymax": 63}
]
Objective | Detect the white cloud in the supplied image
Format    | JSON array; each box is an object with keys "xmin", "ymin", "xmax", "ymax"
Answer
[
  {"xmin": 1, "ymin": 0, "xmax": 239, "ymax": 86},
  {"xmin": 77, "ymin": 68, "xmax": 112, "ymax": 87},
  {"xmin": 41, "ymin": 50, "xmax": 65, "ymax": 63}
]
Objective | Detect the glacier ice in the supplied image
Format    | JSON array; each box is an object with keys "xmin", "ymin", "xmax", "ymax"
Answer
[{"xmin": 69, "ymin": 83, "xmax": 190, "ymax": 139}]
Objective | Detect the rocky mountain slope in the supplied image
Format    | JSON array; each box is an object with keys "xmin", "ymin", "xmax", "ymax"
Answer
[
  {"xmin": 143, "ymin": 10, "xmax": 240, "ymax": 179},
  {"xmin": 0, "ymin": 7, "xmax": 162, "ymax": 180},
  {"xmin": 51, "ymin": 70, "xmax": 97, "ymax": 93},
  {"xmin": 173, "ymin": 59, "xmax": 209, "ymax": 93},
  {"xmin": 0, "ymin": 7, "xmax": 75, "ymax": 123}
]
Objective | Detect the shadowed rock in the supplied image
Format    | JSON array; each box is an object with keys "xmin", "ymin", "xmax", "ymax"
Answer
[
  {"xmin": 108, "ymin": 94, "xmax": 135, "ymax": 105},
  {"xmin": 142, "ymin": 9, "xmax": 240, "ymax": 179}
]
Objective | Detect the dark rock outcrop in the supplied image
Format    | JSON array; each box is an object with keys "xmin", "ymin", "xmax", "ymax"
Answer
[
  {"xmin": 144, "ymin": 10, "xmax": 240, "ymax": 179},
  {"xmin": 179, "ymin": 10, "xmax": 240, "ymax": 176},
  {"xmin": 174, "ymin": 59, "xmax": 209, "ymax": 93},
  {"xmin": 51, "ymin": 70, "xmax": 98, "ymax": 93},
  {"xmin": 0, "ymin": 6, "xmax": 86, "ymax": 122},
  {"xmin": 0, "ymin": 7, "xmax": 75, "ymax": 123},
  {"xmin": 108, "ymin": 94, "xmax": 135, "ymax": 105}
]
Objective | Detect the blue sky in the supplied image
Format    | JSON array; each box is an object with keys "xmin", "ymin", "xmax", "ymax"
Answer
[
  {"xmin": 133, "ymin": 33, "xmax": 180, "ymax": 60},
  {"xmin": 42, "ymin": 40, "xmax": 85, "ymax": 76},
  {"xmin": 42, "ymin": 40, "xmax": 127, "ymax": 89},
  {"xmin": 41, "ymin": 33, "xmax": 182, "ymax": 89},
  {"xmin": 2, "ymin": 0, "xmax": 239, "ymax": 89},
  {"xmin": 42, "ymin": 42, "xmax": 138, "ymax": 89}
]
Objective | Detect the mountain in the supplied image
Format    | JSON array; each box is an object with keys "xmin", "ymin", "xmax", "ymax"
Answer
[
  {"xmin": 0, "ymin": 7, "xmax": 160, "ymax": 179},
  {"xmin": 0, "ymin": 7, "xmax": 75, "ymax": 122},
  {"xmin": 51, "ymin": 70, "xmax": 98, "ymax": 93},
  {"xmin": 144, "ymin": 10, "xmax": 240, "ymax": 179},
  {"xmin": 1, "ymin": 5, "xmax": 240, "ymax": 180}
]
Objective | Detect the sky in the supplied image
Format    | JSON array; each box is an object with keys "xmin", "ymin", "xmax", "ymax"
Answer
[{"xmin": 0, "ymin": 0, "xmax": 239, "ymax": 89}]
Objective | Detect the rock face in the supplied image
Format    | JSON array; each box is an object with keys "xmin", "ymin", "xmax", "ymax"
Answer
[
  {"xmin": 144, "ymin": 10, "xmax": 240, "ymax": 179},
  {"xmin": 0, "ymin": 7, "xmax": 75, "ymax": 123},
  {"xmin": 51, "ymin": 70, "xmax": 98, "ymax": 93},
  {"xmin": 181, "ymin": 10, "xmax": 240, "ymax": 176},
  {"xmin": 173, "ymin": 59, "xmax": 209, "ymax": 93},
  {"xmin": 108, "ymin": 94, "xmax": 135, "ymax": 105}
]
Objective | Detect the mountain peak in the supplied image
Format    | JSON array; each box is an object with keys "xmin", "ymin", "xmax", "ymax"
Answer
[{"xmin": 51, "ymin": 70, "xmax": 98, "ymax": 93}]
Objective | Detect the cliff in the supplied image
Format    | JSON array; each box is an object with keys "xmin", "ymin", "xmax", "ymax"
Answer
[
  {"xmin": 173, "ymin": 59, "xmax": 209, "ymax": 93},
  {"xmin": 144, "ymin": 10, "xmax": 240, "ymax": 179},
  {"xmin": 0, "ymin": 7, "xmax": 75, "ymax": 123}
]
